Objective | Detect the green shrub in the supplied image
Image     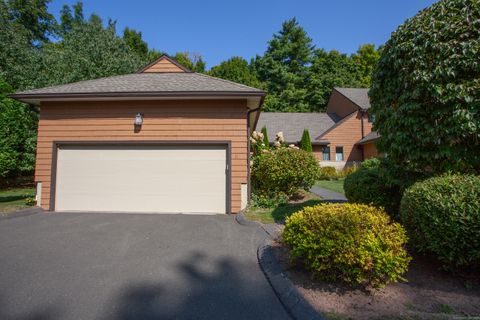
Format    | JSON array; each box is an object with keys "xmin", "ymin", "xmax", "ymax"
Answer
[
  {"xmin": 369, "ymin": 0, "xmax": 480, "ymax": 173},
  {"xmin": 337, "ymin": 164, "xmax": 358, "ymax": 178},
  {"xmin": 299, "ymin": 129, "xmax": 312, "ymax": 152},
  {"xmin": 344, "ymin": 166, "xmax": 401, "ymax": 217},
  {"xmin": 318, "ymin": 166, "xmax": 338, "ymax": 180},
  {"xmin": 24, "ymin": 197, "xmax": 36, "ymax": 206},
  {"xmin": 251, "ymin": 148, "xmax": 319, "ymax": 198},
  {"xmin": 344, "ymin": 158, "xmax": 421, "ymax": 218},
  {"xmin": 283, "ymin": 203, "xmax": 410, "ymax": 287},
  {"xmin": 400, "ymin": 174, "xmax": 480, "ymax": 268},
  {"xmin": 251, "ymin": 192, "xmax": 287, "ymax": 208}
]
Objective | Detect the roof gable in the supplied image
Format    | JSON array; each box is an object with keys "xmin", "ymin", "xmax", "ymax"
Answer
[
  {"xmin": 334, "ymin": 87, "xmax": 370, "ymax": 110},
  {"xmin": 138, "ymin": 55, "xmax": 191, "ymax": 73}
]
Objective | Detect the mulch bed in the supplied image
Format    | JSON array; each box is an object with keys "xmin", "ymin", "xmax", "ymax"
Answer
[{"xmin": 272, "ymin": 242, "xmax": 480, "ymax": 320}]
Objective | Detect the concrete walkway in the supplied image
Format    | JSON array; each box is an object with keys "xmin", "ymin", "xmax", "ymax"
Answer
[
  {"xmin": 0, "ymin": 212, "xmax": 291, "ymax": 320},
  {"xmin": 310, "ymin": 186, "xmax": 347, "ymax": 202}
]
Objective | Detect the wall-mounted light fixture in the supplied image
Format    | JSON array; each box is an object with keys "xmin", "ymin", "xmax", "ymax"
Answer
[{"xmin": 134, "ymin": 113, "xmax": 143, "ymax": 126}]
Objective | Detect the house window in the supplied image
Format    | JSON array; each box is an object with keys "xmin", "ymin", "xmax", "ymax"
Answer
[
  {"xmin": 368, "ymin": 113, "xmax": 376, "ymax": 123},
  {"xmin": 322, "ymin": 146, "xmax": 330, "ymax": 161},
  {"xmin": 335, "ymin": 146, "xmax": 344, "ymax": 161}
]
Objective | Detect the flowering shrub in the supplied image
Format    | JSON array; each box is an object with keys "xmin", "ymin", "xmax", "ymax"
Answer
[
  {"xmin": 251, "ymin": 147, "xmax": 320, "ymax": 199},
  {"xmin": 283, "ymin": 203, "xmax": 411, "ymax": 288}
]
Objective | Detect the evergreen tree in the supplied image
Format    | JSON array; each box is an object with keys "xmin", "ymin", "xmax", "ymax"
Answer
[
  {"xmin": 253, "ymin": 18, "xmax": 314, "ymax": 112},
  {"xmin": 261, "ymin": 126, "xmax": 270, "ymax": 147},
  {"xmin": 299, "ymin": 129, "xmax": 312, "ymax": 152}
]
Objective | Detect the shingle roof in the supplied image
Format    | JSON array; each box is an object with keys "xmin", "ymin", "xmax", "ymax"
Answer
[
  {"xmin": 335, "ymin": 87, "xmax": 370, "ymax": 110},
  {"xmin": 256, "ymin": 112, "xmax": 338, "ymax": 144},
  {"xmin": 11, "ymin": 73, "xmax": 265, "ymax": 97},
  {"xmin": 357, "ymin": 131, "xmax": 380, "ymax": 144}
]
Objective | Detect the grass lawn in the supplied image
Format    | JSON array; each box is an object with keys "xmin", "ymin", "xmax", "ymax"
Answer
[
  {"xmin": 0, "ymin": 187, "xmax": 35, "ymax": 213},
  {"xmin": 315, "ymin": 179, "xmax": 345, "ymax": 194},
  {"xmin": 244, "ymin": 191, "xmax": 323, "ymax": 224}
]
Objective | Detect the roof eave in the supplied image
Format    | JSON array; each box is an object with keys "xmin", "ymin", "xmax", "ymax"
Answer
[{"xmin": 9, "ymin": 91, "xmax": 266, "ymax": 106}]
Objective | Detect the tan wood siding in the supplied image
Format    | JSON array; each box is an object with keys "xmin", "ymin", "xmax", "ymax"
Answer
[
  {"xmin": 142, "ymin": 58, "xmax": 185, "ymax": 73},
  {"xmin": 363, "ymin": 142, "xmax": 379, "ymax": 159},
  {"xmin": 325, "ymin": 90, "xmax": 359, "ymax": 118},
  {"xmin": 35, "ymin": 100, "xmax": 248, "ymax": 213}
]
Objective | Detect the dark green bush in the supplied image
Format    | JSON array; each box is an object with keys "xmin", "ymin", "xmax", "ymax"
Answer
[
  {"xmin": 251, "ymin": 192, "xmax": 287, "ymax": 208},
  {"xmin": 251, "ymin": 148, "xmax": 319, "ymax": 198},
  {"xmin": 369, "ymin": 0, "xmax": 480, "ymax": 173},
  {"xmin": 283, "ymin": 203, "xmax": 410, "ymax": 287},
  {"xmin": 400, "ymin": 174, "xmax": 480, "ymax": 268},
  {"xmin": 344, "ymin": 158, "xmax": 421, "ymax": 218},
  {"xmin": 318, "ymin": 166, "xmax": 337, "ymax": 180}
]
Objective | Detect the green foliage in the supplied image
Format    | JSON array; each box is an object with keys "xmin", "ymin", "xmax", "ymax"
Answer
[
  {"xmin": 318, "ymin": 166, "xmax": 338, "ymax": 180},
  {"xmin": 344, "ymin": 158, "xmax": 419, "ymax": 218},
  {"xmin": 208, "ymin": 57, "xmax": 262, "ymax": 88},
  {"xmin": 351, "ymin": 44, "xmax": 381, "ymax": 86},
  {"xmin": 173, "ymin": 52, "xmax": 206, "ymax": 73},
  {"xmin": 369, "ymin": 0, "xmax": 480, "ymax": 174},
  {"xmin": 39, "ymin": 14, "xmax": 145, "ymax": 87},
  {"xmin": 260, "ymin": 126, "xmax": 269, "ymax": 147},
  {"xmin": 24, "ymin": 197, "xmax": 36, "ymax": 206},
  {"xmin": 283, "ymin": 203, "xmax": 410, "ymax": 287},
  {"xmin": 299, "ymin": 129, "xmax": 312, "ymax": 152},
  {"xmin": 251, "ymin": 192, "xmax": 288, "ymax": 209},
  {"xmin": 251, "ymin": 148, "xmax": 320, "ymax": 198},
  {"xmin": 123, "ymin": 27, "xmax": 149, "ymax": 59},
  {"xmin": 400, "ymin": 174, "xmax": 480, "ymax": 268},
  {"xmin": 0, "ymin": 77, "xmax": 37, "ymax": 179},
  {"xmin": 253, "ymin": 18, "xmax": 313, "ymax": 112}
]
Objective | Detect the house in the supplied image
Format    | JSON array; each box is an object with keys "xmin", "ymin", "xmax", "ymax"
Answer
[
  {"xmin": 257, "ymin": 87, "xmax": 379, "ymax": 169},
  {"xmin": 11, "ymin": 55, "xmax": 265, "ymax": 214}
]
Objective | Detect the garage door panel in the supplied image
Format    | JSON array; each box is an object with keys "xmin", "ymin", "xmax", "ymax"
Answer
[{"xmin": 55, "ymin": 144, "xmax": 227, "ymax": 213}]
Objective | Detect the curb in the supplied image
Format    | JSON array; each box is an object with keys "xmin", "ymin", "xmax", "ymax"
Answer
[
  {"xmin": 258, "ymin": 237, "xmax": 323, "ymax": 320},
  {"xmin": 235, "ymin": 210, "xmax": 262, "ymax": 227},
  {"xmin": 0, "ymin": 206, "xmax": 43, "ymax": 220}
]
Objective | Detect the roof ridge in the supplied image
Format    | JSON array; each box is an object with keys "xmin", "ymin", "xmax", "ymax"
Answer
[{"xmin": 194, "ymin": 72, "xmax": 264, "ymax": 92}]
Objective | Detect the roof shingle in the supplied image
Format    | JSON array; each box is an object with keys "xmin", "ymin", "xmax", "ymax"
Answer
[
  {"xmin": 256, "ymin": 112, "xmax": 338, "ymax": 144},
  {"xmin": 335, "ymin": 87, "xmax": 370, "ymax": 110}
]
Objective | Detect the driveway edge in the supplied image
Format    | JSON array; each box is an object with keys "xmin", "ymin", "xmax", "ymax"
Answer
[
  {"xmin": 235, "ymin": 210, "xmax": 261, "ymax": 227},
  {"xmin": 257, "ymin": 237, "xmax": 323, "ymax": 320},
  {"xmin": 0, "ymin": 206, "xmax": 43, "ymax": 220}
]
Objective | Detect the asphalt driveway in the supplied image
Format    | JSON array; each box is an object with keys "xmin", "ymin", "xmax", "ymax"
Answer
[{"xmin": 0, "ymin": 212, "xmax": 291, "ymax": 320}]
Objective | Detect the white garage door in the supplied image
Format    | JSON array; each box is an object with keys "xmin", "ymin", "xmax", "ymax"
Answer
[{"xmin": 54, "ymin": 144, "xmax": 227, "ymax": 214}]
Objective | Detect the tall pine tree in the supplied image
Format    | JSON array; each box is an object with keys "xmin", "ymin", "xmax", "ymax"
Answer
[{"xmin": 299, "ymin": 129, "xmax": 312, "ymax": 152}]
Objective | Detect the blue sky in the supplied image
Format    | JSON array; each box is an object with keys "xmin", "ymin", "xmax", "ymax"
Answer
[{"xmin": 48, "ymin": 0, "xmax": 437, "ymax": 68}]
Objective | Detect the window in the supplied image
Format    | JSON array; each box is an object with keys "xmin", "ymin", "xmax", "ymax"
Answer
[
  {"xmin": 335, "ymin": 146, "xmax": 344, "ymax": 161},
  {"xmin": 368, "ymin": 113, "xmax": 376, "ymax": 123},
  {"xmin": 322, "ymin": 146, "xmax": 330, "ymax": 161}
]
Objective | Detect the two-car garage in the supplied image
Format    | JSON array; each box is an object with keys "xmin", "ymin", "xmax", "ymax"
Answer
[{"xmin": 53, "ymin": 143, "xmax": 229, "ymax": 214}]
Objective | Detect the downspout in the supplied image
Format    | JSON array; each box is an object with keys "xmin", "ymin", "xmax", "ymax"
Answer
[
  {"xmin": 360, "ymin": 110, "xmax": 365, "ymax": 161},
  {"xmin": 246, "ymin": 105, "xmax": 262, "ymax": 206}
]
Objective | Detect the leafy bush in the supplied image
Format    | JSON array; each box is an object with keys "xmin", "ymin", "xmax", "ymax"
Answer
[
  {"xmin": 337, "ymin": 164, "xmax": 359, "ymax": 178},
  {"xmin": 400, "ymin": 174, "xmax": 480, "ymax": 268},
  {"xmin": 24, "ymin": 197, "xmax": 36, "ymax": 206},
  {"xmin": 344, "ymin": 166, "xmax": 401, "ymax": 217},
  {"xmin": 344, "ymin": 158, "xmax": 421, "ymax": 218},
  {"xmin": 251, "ymin": 192, "xmax": 287, "ymax": 208},
  {"xmin": 251, "ymin": 148, "xmax": 319, "ymax": 198},
  {"xmin": 318, "ymin": 166, "xmax": 338, "ymax": 180},
  {"xmin": 283, "ymin": 203, "xmax": 410, "ymax": 287},
  {"xmin": 369, "ymin": 0, "xmax": 480, "ymax": 173}
]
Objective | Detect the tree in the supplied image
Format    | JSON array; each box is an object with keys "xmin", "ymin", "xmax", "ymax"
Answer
[
  {"xmin": 173, "ymin": 52, "xmax": 206, "ymax": 73},
  {"xmin": 299, "ymin": 129, "xmax": 312, "ymax": 152},
  {"xmin": 261, "ymin": 126, "xmax": 270, "ymax": 147},
  {"xmin": 6, "ymin": 0, "xmax": 56, "ymax": 43},
  {"xmin": 351, "ymin": 44, "xmax": 380, "ymax": 87},
  {"xmin": 306, "ymin": 49, "xmax": 363, "ymax": 111},
  {"xmin": 123, "ymin": 27, "xmax": 149, "ymax": 59},
  {"xmin": 39, "ymin": 7, "xmax": 145, "ymax": 87},
  {"xmin": 369, "ymin": 0, "xmax": 480, "ymax": 174},
  {"xmin": 0, "ymin": 76, "xmax": 37, "ymax": 180},
  {"xmin": 209, "ymin": 57, "xmax": 262, "ymax": 88},
  {"xmin": 253, "ymin": 18, "xmax": 314, "ymax": 112}
]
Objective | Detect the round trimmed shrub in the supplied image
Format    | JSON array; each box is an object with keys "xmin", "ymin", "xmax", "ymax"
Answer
[
  {"xmin": 251, "ymin": 148, "xmax": 319, "ymax": 198},
  {"xmin": 369, "ymin": 0, "xmax": 480, "ymax": 173},
  {"xmin": 344, "ymin": 165, "xmax": 401, "ymax": 218},
  {"xmin": 400, "ymin": 174, "xmax": 480, "ymax": 268},
  {"xmin": 283, "ymin": 203, "xmax": 410, "ymax": 287}
]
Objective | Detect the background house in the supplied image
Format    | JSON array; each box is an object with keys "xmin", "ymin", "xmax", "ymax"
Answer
[{"xmin": 257, "ymin": 87, "xmax": 379, "ymax": 169}]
